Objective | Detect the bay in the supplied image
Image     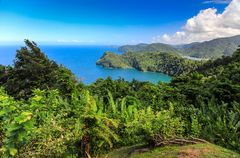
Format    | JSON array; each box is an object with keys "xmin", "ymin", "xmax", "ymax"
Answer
[{"xmin": 0, "ymin": 45, "xmax": 171, "ymax": 84}]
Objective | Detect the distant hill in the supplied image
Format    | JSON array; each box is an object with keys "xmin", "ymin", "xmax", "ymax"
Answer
[
  {"xmin": 118, "ymin": 43, "xmax": 181, "ymax": 55},
  {"xmin": 119, "ymin": 35, "xmax": 240, "ymax": 59},
  {"xmin": 179, "ymin": 35, "xmax": 240, "ymax": 59}
]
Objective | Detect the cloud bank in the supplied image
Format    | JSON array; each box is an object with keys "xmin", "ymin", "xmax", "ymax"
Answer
[{"xmin": 154, "ymin": 0, "xmax": 240, "ymax": 44}]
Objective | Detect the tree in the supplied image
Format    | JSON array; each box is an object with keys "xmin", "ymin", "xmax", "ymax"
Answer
[{"xmin": 0, "ymin": 40, "xmax": 78, "ymax": 99}]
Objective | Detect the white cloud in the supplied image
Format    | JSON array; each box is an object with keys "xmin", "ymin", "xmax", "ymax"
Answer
[
  {"xmin": 156, "ymin": 0, "xmax": 240, "ymax": 44},
  {"xmin": 203, "ymin": 0, "xmax": 231, "ymax": 4},
  {"xmin": 162, "ymin": 34, "xmax": 171, "ymax": 42}
]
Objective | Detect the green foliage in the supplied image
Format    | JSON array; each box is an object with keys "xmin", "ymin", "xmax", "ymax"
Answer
[
  {"xmin": 197, "ymin": 100, "xmax": 240, "ymax": 151},
  {"xmin": 0, "ymin": 65, "xmax": 11, "ymax": 86},
  {"xmin": 0, "ymin": 86, "xmax": 165, "ymax": 156},
  {"xmin": 0, "ymin": 88, "xmax": 120, "ymax": 157},
  {"xmin": 89, "ymin": 77, "xmax": 135, "ymax": 101},
  {"xmin": 0, "ymin": 40, "xmax": 79, "ymax": 99},
  {"xmin": 78, "ymin": 90, "xmax": 119, "ymax": 156},
  {"xmin": 171, "ymin": 47, "xmax": 240, "ymax": 151},
  {"xmin": 125, "ymin": 105, "xmax": 184, "ymax": 146},
  {"xmin": 190, "ymin": 115, "xmax": 201, "ymax": 137},
  {"xmin": 0, "ymin": 88, "xmax": 30, "ymax": 157}
]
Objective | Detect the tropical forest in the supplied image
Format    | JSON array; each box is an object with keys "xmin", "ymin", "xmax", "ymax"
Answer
[{"xmin": 0, "ymin": 40, "xmax": 240, "ymax": 157}]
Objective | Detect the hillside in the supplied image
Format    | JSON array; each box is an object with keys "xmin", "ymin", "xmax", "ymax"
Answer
[
  {"xmin": 104, "ymin": 143, "xmax": 240, "ymax": 158},
  {"xmin": 96, "ymin": 51, "xmax": 202, "ymax": 76},
  {"xmin": 179, "ymin": 35, "xmax": 240, "ymax": 58},
  {"xmin": 118, "ymin": 35, "xmax": 240, "ymax": 59},
  {"xmin": 118, "ymin": 43, "xmax": 181, "ymax": 54}
]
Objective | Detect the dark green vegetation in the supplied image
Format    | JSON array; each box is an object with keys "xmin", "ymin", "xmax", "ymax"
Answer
[
  {"xmin": 119, "ymin": 35, "xmax": 240, "ymax": 59},
  {"xmin": 0, "ymin": 40, "xmax": 78, "ymax": 100},
  {"xmin": 0, "ymin": 40, "xmax": 240, "ymax": 157},
  {"xmin": 97, "ymin": 51, "xmax": 203, "ymax": 76}
]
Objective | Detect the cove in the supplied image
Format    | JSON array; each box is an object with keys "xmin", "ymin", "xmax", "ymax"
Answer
[{"xmin": 0, "ymin": 45, "xmax": 172, "ymax": 84}]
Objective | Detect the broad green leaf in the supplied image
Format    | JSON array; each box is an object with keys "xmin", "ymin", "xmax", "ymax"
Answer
[{"xmin": 9, "ymin": 148, "xmax": 17, "ymax": 156}]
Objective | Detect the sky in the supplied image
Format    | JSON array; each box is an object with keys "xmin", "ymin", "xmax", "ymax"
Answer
[{"xmin": 0, "ymin": 0, "xmax": 239, "ymax": 45}]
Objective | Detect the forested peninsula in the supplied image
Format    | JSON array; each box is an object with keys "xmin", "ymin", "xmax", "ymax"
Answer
[{"xmin": 97, "ymin": 51, "xmax": 203, "ymax": 76}]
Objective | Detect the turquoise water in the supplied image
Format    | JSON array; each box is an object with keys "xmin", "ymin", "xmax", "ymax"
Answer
[{"xmin": 0, "ymin": 45, "xmax": 171, "ymax": 84}]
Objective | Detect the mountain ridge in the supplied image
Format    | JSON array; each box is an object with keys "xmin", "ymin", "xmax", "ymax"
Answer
[
  {"xmin": 119, "ymin": 35, "xmax": 240, "ymax": 59},
  {"xmin": 119, "ymin": 43, "xmax": 181, "ymax": 55}
]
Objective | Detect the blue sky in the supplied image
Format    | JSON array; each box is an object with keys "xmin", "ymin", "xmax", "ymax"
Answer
[{"xmin": 0, "ymin": 0, "xmax": 230, "ymax": 45}]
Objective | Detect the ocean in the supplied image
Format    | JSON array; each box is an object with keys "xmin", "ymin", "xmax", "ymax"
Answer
[{"xmin": 0, "ymin": 45, "xmax": 171, "ymax": 84}]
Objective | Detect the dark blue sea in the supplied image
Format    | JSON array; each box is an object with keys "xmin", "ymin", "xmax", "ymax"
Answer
[{"xmin": 0, "ymin": 45, "xmax": 171, "ymax": 84}]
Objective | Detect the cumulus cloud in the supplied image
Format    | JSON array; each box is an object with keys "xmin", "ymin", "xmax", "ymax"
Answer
[{"xmin": 155, "ymin": 0, "xmax": 240, "ymax": 44}]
